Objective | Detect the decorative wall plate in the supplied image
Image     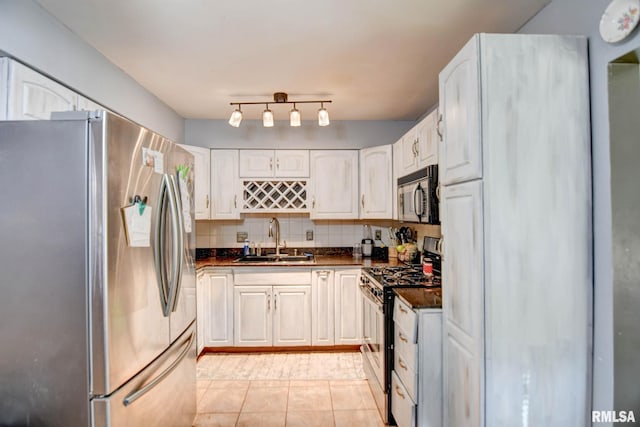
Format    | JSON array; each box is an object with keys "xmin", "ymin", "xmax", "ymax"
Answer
[{"xmin": 600, "ymin": 0, "xmax": 640, "ymax": 43}]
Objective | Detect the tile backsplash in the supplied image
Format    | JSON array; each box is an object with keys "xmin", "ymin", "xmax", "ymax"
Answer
[{"xmin": 196, "ymin": 214, "xmax": 395, "ymax": 250}]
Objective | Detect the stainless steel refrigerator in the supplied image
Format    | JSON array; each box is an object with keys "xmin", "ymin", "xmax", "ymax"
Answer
[{"xmin": 0, "ymin": 111, "xmax": 197, "ymax": 426}]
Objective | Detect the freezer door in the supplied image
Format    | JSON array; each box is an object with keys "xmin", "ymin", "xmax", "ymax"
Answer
[
  {"xmin": 91, "ymin": 112, "xmax": 174, "ymax": 395},
  {"xmin": 166, "ymin": 143, "xmax": 197, "ymax": 343},
  {"xmin": 92, "ymin": 322, "xmax": 197, "ymax": 427}
]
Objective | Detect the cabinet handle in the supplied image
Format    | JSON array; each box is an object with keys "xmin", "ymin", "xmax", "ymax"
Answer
[
  {"xmin": 317, "ymin": 270, "xmax": 330, "ymax": 277},
  {"xmin": 270, "ymin": 158, "xmax": 273, "ymax": 170},
  {"xmin": 267, "ymin": 295, "xmax": 271, "ymax": 311},
  {"xmin": 399, "ymin": 332, "xmax": 408, "ymax": 343},
  {"xmin": 413, "ymin": 140, "xmax": 419, "ymax": 157},
  {"xmin": 398, "ymin": 358, "xmax": 408, "ymax": 370},
  {"xmin": 205, "ymin": 195, "xmax": 209, "ymax": 209},
  {"xmin": 395, "ymin": 385, "xmax": 405, "ymax": 399},
  {"xmin": 274, "ymin": 294, "xmax": 277, "ymax": 310},
  {"xmin": 234, "ymin": 195, "xmax": 237, "ymax": 208},
  {"xmin": 399, "ymin": 305, "xmax": 408, "ymax": 314},
  {"xmin": 361, "ymin": 194, "xmax": 365, "ymax": 209},
  {"xmin": 312, "ymin": 197, "xmax": 316, "ymax": 209},
  {"xmin": 436, "ymin": 114, "xmax": 443, "ymax": 141},
  {"xmin": 276, "ymin": 158, "xmax": 280, "ymax": 170}
]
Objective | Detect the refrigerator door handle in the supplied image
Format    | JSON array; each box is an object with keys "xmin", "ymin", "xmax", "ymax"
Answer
[
  {"xmin": 154, "ymin": 174, "xmax": 171, "ymax": 316},
  {"xmin": 122, "ymin": 331, "xmax": 195, "ymax": 407},
  {"xmin": 168, "ymin": 173, "xmax": 184, "ymax": 313},
  {"xmin": 164, "ymin": 174, "xmax": 183, "ymax": 314}
]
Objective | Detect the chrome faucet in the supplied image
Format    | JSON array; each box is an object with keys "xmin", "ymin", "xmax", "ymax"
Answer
[{"xmin": 268, "ymin": 217, "xmax": 285, "ymax": 256}]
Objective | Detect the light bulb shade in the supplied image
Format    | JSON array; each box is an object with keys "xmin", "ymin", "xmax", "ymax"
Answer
[
  {"xmin": 228, "ymin": 108, "xmax": 243, "ymax": 127},
  {"xmin": 263, "ymin": 108, "xmax": 274, "ymax": 127},
  {"xmin": 289, "ymin": 107, "xmax": 301, "ymax": 127},
  {"xmin": 318, "ymin": 107, "xmax": 330, "ymax": 126}
]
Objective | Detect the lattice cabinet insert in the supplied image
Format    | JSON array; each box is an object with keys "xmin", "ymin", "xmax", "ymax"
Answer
[{"xmin": 242, "ymin": 180, "xmax": 308, "ymax": 212}]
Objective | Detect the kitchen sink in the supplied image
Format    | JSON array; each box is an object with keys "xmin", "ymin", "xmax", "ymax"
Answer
[{"xmin": 234, "ymin": 254, "xmax": 315, "ymax": 263}]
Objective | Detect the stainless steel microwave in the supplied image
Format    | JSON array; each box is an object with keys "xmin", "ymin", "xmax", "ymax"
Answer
[{"xmin": 397, "ymin": 165, "xmax": 439, "ymax": 224}]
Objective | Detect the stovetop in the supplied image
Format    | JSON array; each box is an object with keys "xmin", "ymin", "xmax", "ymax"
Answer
[{"xmin": 362, "ymin": 265, "xmax": 441, "ymax": 288}]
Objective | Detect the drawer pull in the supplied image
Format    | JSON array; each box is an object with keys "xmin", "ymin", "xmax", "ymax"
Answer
[
  {"xmin": 398, "ymin": 358, "xmax": 408, "ymax": 370},
  {"xmin": 399, "ymin": 305, "xmax": 408, "ymax": 314},
  {"xmin": 395, "ymin": 385, "xmax": 405, "ymax": 399},
  {"xmin": 398, "ymin": 332, "xmax": 408, "ymax": 343}
]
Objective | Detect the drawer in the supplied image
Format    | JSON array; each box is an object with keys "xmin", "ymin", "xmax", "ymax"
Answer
[
  {"xmin": 393, "ymin": 297, "xmax": 417, "ymax": 342},
  {"xmin": 233, "ymin": 269, "xmax": 311, "ymax": 285},
  {"xmin": 394, "ymin": 323, "xmax": 417, "ymax": 372},
  {"xmin": 394, "ymin": 344, "xmax": 417, "ymax": 402},
  {"xmin": 391, "ymin": 370, "xmax": 416, "ymax": 427}
]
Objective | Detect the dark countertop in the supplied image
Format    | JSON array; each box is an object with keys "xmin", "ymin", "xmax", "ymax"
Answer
[
  {"xmin": 394, "ymin": 287, "xmax": 443, "ymax": 310},
  {"xmin": 196, "ymin": 255, "xmax": 403, "ymax": 269}
]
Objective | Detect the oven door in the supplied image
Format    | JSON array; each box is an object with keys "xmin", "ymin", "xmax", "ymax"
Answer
[{"xmin": 360, "ymin": 287, "xmax": 385, "ymax": 389}]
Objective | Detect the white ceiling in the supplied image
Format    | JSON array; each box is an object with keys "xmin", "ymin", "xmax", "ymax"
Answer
[{"xmin": 35, "ymin": 0, "xmax": 550, "ymax": 121}]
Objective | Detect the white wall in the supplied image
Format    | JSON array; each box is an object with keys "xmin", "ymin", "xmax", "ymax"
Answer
[
  {"xmin": 0, "ymin": 0, "xmax": 184, "ymax": 142},
  {"xmin": 185, "ymin": 119, "xmax": 415, "ymax": 149},
  {"xmin": 520, "ymin": 0, "xmax": 640, "ymax": 421}
]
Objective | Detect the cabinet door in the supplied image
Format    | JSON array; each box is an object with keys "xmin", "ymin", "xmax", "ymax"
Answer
[
  {"xmin": 239, "ymin": 150, "xmax": 274, "ymax": 177},
  {"xmin": 210, "ymin": 150, "xmax": 241, "ymax": 219},
  {"xmin": 275, "ymin": 150, "xmax": 309, "ymax": 177},
  {"xmin": 273, "ymin": 286, "xmax": 311, "ymax": 346},
  {"xmin": 360, "ymin": 145, "xmax": 393, "ymax": 219},
  {"xmin": 312, "ymin": 270, "xmax": 335, "ymax": 345},
  {"xmin": 441, "ymin": 181, "xmax": 484, "ymax": 427},
  {"xmin": 309, "ymin": 150, "xmax": 359, "ymax": 219},
  {"xmin": 202, "ymin": 272, "xmax": 234, "ymax": 347},
  {"xmin": 6, "ymin": 59, "xmax": 78, "ymax": 120},
  {"xmin": 400, "ymin": 126, "xmax": 419, "ymax": 175},
  {"xmin": 439, "ymin": 35, "xmax": 482, "ymax": 185},
  {"xmin": 196, "ymin": 272, "xmax": 206, "ymax": 355},
  {"xmin": 418, "ymin": 109, "xmax": 439, "ymax": 168},
  {"xmin": 234, "ymin": 286, "xmax": 272, "ymax": 346},
  {"xmin": 334, "ymin": 269, "xmax": 362, "ymax": 345},
  {"xmin": 179, "ymin": 144, "xmax": 210, "ymax": 220},
  {"xmin": 392, "ymin": 140, "xmax": 402, "ymax": 220}
]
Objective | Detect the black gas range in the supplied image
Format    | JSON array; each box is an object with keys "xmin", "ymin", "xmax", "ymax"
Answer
[{"xmin": 360, "ymin": 237, "xmax": 442, "ymax": 425}]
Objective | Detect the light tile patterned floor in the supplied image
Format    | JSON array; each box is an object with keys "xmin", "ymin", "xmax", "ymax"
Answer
[{"xmin": 194, "ymin": 352, "xmax": 384, "ymax": 427}]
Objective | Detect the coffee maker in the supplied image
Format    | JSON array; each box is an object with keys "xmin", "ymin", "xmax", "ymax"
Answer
[{"xmin": 362, "ymin": 224, "xmax": 373, "ymax": 257}]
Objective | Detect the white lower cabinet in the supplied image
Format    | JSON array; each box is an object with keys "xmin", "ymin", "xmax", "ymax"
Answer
[
  {"xmin": 312, "ymin": 269, "xmax": 335, "ymax": 345},
  {"xmin": 233, "ymin": 269, "xmax": 312, "ymax": 347},
  {"xmin": 196, "ymin": 270, "xmax": 234, "ymax": 353},
  {"xmin": 391, "ymin": 297, "xmax": 442, "ymax": 427},
  {"xmin": 334, "ymin": 269, "xmax": 362, "ymax": 345}
]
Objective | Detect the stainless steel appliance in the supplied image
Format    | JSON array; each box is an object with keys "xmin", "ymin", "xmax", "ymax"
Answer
[
  {"xmin": 360, "ymin": 238, "xmax": 442, "ymax": 425},
  {"xmin": 397, "ymin": 165, "xmax": 439, "ymax": 224},
  {"xmin": 0, "ymin": 111, "xmax": 197, "ymax": 426}
]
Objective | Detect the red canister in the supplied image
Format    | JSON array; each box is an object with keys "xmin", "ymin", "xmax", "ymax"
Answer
[{"xmin": 422, "ymin": 258, "xmax": 433, "ymax": 278}]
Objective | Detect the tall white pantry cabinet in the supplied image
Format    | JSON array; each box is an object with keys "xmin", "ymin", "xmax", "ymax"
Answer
[{"xmin": 439, "ymin": 34, "xmax": 592, "ymax": 427}]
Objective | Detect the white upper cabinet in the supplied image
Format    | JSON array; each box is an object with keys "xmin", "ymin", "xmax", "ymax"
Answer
[
  {"xmin": 392, "ymin": 140, "xmax": 402, "ymax": 220},
  {"xmin": 179, "ymin": 144, "xmax": 210, "ymax": 220},
  {"xmin": 239, "ymin": 149, "xmax": 309, "ymax": 178},
  {"xmin": 359, "ymin": 144, "xmax": 393, "ymax": 219},
  {"xmin": 417, "ymin": 109, "xmax": 439, "ymax": 168},
  {"xmin": 309, "ymin": 150, "xmax": 359, "ymax": 219},
  {"xmin": 400, "ymin": 125, "xmax": 419, "ymax": 176},
  {"xmin": 438, "ymin": 36, "xmax": 481, "ymax": 185},
  {"xmin": 2, "ymin": 58, "xmax": 77, "ymax": 120},
  {"xmin": 211, "ymin": 150, "xmax": 241, "ymax": 219}
]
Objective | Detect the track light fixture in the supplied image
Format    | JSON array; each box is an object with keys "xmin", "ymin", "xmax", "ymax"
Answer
[{"xmin": 229, "ymin": 92, "xmax": 332, "ymax": 127}]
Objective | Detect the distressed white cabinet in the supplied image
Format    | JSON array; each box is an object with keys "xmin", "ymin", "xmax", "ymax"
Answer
[
  {"xmin": 334, "ymin": 269, "xmax": 362, "ymax": 345},
  {"xmin": 233, "ymin": 269, "xmax": 312, "ymax": 347},
  {"xmin": 312, "ymin": 269, "xmax": 335, "ymax": 345},
  {"xmin": 239, "ymin": 150, "xmax": 309, "ymax": 178},
  {"xmin": 359, "ymin": 144, "xmax": 393, "ymax": 219},
  {"xmin": 197, "ymin": 269, "xmax": 234, "ymax": 352},
  {"xmin": 392, "ymin": 140, "xmax": 402, "ymax": 220},
  {"xmin": 400, "ymin": 125, "xmax": 419, "ymax": 176},
  {"xmin": 179, "ymin": 144, "xmax": 211, "ymax": 220},
  {"xmin": 210, "ymin": 150, "xmax": 241, "ymax": 219},
  {"xmin": 308, "ymin": 150, "xmax": 359, "ymax": 219},
  {"xmin": 439, "ymin": 34, "xmax": 591, "ymax": 427},
  {"xmin": 391, "ymin": 297, "xmax": 443, "ymax": 427},
  {"xmin": 417, "ymin": 109, "xmax": 439, "ymax": 168},
  {"xmin": 1, "ymin": 58, "xmax": 77, "ymax": 120}
]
